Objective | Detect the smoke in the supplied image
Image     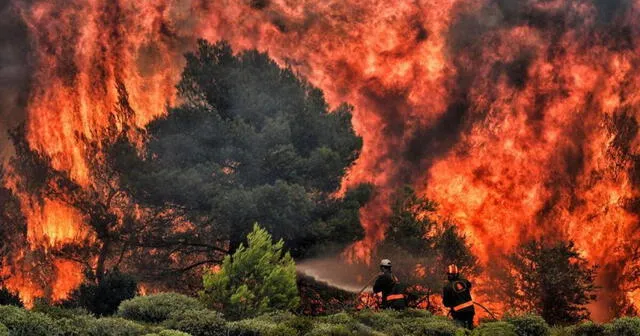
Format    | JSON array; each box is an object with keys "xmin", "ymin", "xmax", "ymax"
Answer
[
  {"xmin": 297, "ymin": 255, "xmax": 376, "ymax": 293},
  {"xmin": 0, "ymin": 0, "xmax": 30, "ymax": 161}
]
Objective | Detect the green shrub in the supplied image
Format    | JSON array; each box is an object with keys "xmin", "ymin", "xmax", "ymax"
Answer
[
  {"xmin": 118, "ymin": 293, "xmax": 205, "ymax": 323},
  {"xmin": 409, "ymin": 320, "xmax": 460, "ymax": 336},
  {"xmin": 33, "ymin": 300, "xmax": 90, "ymax": 320},
  {"xmin": 284, "ymin": 316, "xmax": 314, "ymax": 335},
  {"xmin": 0, "ymin": 323, "xmax": 7, "ymax": 336},
  {"xmin": 0, "ymin": 305, "xmax": 62, "ymax": 336},
  {"xmin": 550, "ymin": 326, "xmax": 572, "ymax": 336},
  {"xmin": 227, "ymin": 319, "xmax": 297, "ymax": 336},
  {"xmin": 163, "ymin": 309, "xmax": 226, "ymax": 336},
  {"xmin": 472, "ymin": 322, "xmax": 517, "ymax": 336},
  {"xmin": 569, "ymin": 321, "xmax": 604, "ymax": 336},
  {"xmin": 354, "ymin": 309, "xmax": 398, "ymax": 331},
  {"xmin": 320, "ymin": 312, "xmax": 354, "ymax": 325},
  {"xmin": 87, "ymin": 317, "xmax": 146, "ymax": 336},
  {"xmin": 56, "ymin": 315, "xmax": 97, "ymax": 336},
  {"xmin": 159, "ymin": 331, "xmax": 192, "ymax": 336},
  {"xmin": 603, "ymin": 317, "xmax": 640, "ymax": 336},
  {"xmin": 305, "ymin": 323, "xmax": 351, "ymax": 336},
  {"xmin": 200, "ymin": 224, "xmax": 299, "ymax": 320},
  {"xmin": 505, "ymin": 314, "xmax": 551, "ymax": 336}
]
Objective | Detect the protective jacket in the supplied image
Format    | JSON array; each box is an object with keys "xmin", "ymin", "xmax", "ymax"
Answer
[
  {"xmin": 443, "ymin": 276, "xmax": 475, "ymax": 329},
  {"xmin": 373, "ymin": 271, "xmax": 406, "ymax": 310},
  {"xmin": 442, "ymin": 276, "xmax": 474, "ymax": 313}
]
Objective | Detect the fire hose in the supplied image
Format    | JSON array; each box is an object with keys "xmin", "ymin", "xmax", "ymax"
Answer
[
  {"xmin": 472, "ymin": 302, "xmax": 498, "ymax": 320},
  {"xmin": 351, "ymin": 275, "xmax": 499, "ymax": 321}
]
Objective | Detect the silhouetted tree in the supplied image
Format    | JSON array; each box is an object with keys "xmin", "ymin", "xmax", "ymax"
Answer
[
  {"xmin": 498, "ymin": 240, "xmax": 598, "ymax": 325},
  {"xmin": 63, "ymin": 269, "xmax": 137, "ymax": 316}
]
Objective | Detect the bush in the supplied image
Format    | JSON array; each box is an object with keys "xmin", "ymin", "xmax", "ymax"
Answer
[
  {"xmin": 354, "ymin": 309, "xmax": 398, "ymax": 331},
  {"xmin": 118, "ymin": 293, "xmax": 205, "ymax": 323},
  {"xmin": 306, "ymin": 323, "xmax": 351, "ymax": 336},
  {"xmin": 0, "ymin": 305, "xmax": 62, "ymax": 336},
  {"xmin": 87, "ymin": 317, "xmax": 146, "ymax": 336},
  {"xmin": 505, "ymin": 314, "xmax": 551, "ymax": 336},
  {"xmin": 603, "ymin": 317, "xmax": 640, "ymax": 336},
  {"xmin": 0, "ymin": 323, "xmax": 7, "ymax": 336},
  {"xmin": 472, "ymin": 322, "xmax": 517, "ymax": 336},
  {"xmin": 32, "ymin": 299, "xmax": 90, "ymax": 320},
  {"xmin": 163, "ymin": 309, "xmax": 226, "ymax": 336},
  {"xmin": 320, "ymin": 312, "xmax": 354, "ymax": 325},
  {"xmin": 200, "ymin": 224, "xmax": 299, "ymax": 320},
  {"xmin": 0, "ymin": 288, "xmax": 23, "ymax": 307},
  {"xmin": 569, "ymin": 321, "xmax": 604, "ymax": 336},
  {"xmin": 227, "ymin": 319, "xmax": 297, "ymax": 336},
  {"xmin": 159, "ymin": 331, "xmax": 192, "ymax": 336},
  {"xmin": 65, "ymin": 270, "xmax": 138, "ymax": 316},
  {"xmin": 408, "ymin": 320, "xmax": 460, "ymax": 336},
  {"xmin": 142, "ymin": 331, "xmax": 192, "ymax": 336},
  {"xmin": 285, "ymin": 316, "xmax": 314, "ymax": 335},
  {"xmin": 56, "ymin": 315, "xmax": 98, "ymax": 336}
]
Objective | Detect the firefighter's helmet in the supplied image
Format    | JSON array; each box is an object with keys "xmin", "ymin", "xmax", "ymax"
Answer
[
  {"xmin": 380, "ymin": 259, "xmax": 392, "ymax": 267},
  {"xmin": 447, "ymin": 264, "xmax": 459, "ymax": 275}
]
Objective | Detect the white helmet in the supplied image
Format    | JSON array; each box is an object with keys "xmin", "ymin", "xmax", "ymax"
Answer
[{"xmin": 380, "ymin": 259, "xmax": 392, "ymax": 267}]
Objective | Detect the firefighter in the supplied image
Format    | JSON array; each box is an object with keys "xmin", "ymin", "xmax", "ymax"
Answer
[
  {"xmin": 373, "ymin": 259, "xmax": 407, "ymax": 310},
  {"xmin": 442, "ymin": 264, "xmax": 475, "ymax": 329}
]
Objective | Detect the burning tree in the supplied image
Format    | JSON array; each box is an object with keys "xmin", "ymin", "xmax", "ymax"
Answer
[
  {"xmin": 5, "ymin": 84, "xmax": 228, "ymax": 297},
  {"xmin": 496, "ymin": 240, "xmax": 598, "ymax": 325}
]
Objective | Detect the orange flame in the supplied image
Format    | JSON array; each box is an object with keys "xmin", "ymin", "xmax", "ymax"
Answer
[{"xmin": 4, "ymin": 0, "xmax": 640, "ymax": 318}]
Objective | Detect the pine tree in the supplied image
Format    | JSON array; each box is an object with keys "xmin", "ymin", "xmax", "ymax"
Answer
[
  {"xmin": 501, "ymin": 240, "xmax": 598, "ymax": 325},
  {"xmin": 200, "ymin": 224, "xmax": 300, "ymax": 319}
]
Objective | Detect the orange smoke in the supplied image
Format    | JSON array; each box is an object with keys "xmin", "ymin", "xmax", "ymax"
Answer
[{"xmin": 4, "ymin": 0, "xmax": 640, "ymax": 318}]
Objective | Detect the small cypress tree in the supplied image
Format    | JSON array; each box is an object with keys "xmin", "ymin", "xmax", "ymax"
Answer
[{"xmin": 200, "ymin": 224, "xmax": 299, "ymax": 319}]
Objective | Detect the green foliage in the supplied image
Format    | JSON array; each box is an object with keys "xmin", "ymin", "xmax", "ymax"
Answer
[
  {"xmin": 0, "ymin": 288, "xmax": 23, "ymax": 307},
  {"xmin": 395, "ymin": 319, "xmax": 460, "ymax": 336},
  {"xmin": 227, "ymin": 319, "xmax": 297, "ymax": 336},
  {"xmin": 472, "ymin": 322, "xmax": 518, "ymax": 336},
  {"xmin": 353, "ymin": 309, "xmax": 458, "ymax": 336},
  {"xmin": 117, "ymin": 39, "xmax": 365, "ymax": 261},
  {"xmin": 201, "ymin": 224, "xmax": 299, "ymax": 319},
  {"xmin": 499, "ymin": 240, "xmax": 598, "ymax": 325},
  {"xmin": 118, "ymin": 293, "xmax": 204, "ymax": 323},
  {"xmin": 505, "ymin": 314, "xmax": 551, "ymax": 336},
  {"xmin": 603, "ymin": 317, "xmax": 640, "ymax": 336},
  {"xmin": 162, "ymin": 309, "xmax": 226, "ymax": 336},
  {"xmin": 568, "ymin": 321, "xmax": 604, "ymax": 336},
  {"xmin": 32, "ymin": 299, "xmax": 90, "ymax": 320},
  {"xmin": 305, "ymin": 323, "xmax": 351, "ymax": 336},
  {"xmin": 56, "ymin": 315, "xmax": 98, "ymax": 336},
  {"xmin": 65, "ymin": 270, "xmax": 138, "ymax": 316},
  {"xmin": 0, "ymin": 305, "xmax": 62, "ymax": 336},
  {"xmin": 158, "ymin": 331, "xmax": 192, "ymax": 336},
  {"xmin": 86, "ymin": 317, "xmax": 146, "ymax": 336},
  {"xmin": 0, "ymin": 323, "xmax": 6, "ymax": 336}
]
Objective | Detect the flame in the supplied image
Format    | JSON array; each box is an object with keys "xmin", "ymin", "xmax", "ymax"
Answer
[{"xmin": 3, "ymin": 0, "xmax": 640, "ymax": 318}]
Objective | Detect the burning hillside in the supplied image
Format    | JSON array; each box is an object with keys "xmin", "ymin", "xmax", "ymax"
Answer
[{"xmin": 1, "ymin": 0, "xmax": 640, "ymax": 320}]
